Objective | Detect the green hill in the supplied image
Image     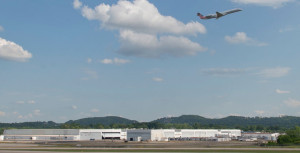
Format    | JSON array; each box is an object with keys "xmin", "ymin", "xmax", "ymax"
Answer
[
  {"xmin": 152, "ymin": 115, "xmax": 300, "ymax": 129},
  {"xmin": 65, "ymin": 116, "xmax": 138, "ymax": 126},
  {"xmin": 0, "ymin": 121, "xmax": 59, "ymax": 129},
  {"xmin": 2, "ymin": 115, "xmax": 300, "ymax": 132}
]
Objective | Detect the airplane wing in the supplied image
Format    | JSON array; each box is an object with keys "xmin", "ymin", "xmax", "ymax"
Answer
[
  {"xmin": 222, "ymin": 8, "xmax": 242, "ymax": 16},
  {"xmin": 205, "ymin": 14, "xmax": 217, "ymax": 19}
]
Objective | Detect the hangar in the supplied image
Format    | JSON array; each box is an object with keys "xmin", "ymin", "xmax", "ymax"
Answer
[
  {"xmin": 241, "ymin": 132, "xmax": 279, "ymax": 141},
  {"xmin": 1, "ymin": 129, "xmax": 241, "ymax": 141},
  {"xmin": 2, "ymin": 129, "xmax": 126, "ymax": 141},
  {"xmin": 127, "ymin": 129, "xmax": 241, "ymax": 141}
]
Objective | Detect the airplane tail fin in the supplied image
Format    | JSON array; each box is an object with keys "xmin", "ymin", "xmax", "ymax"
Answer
[
  {"xmin": 197, "ymin": 13, "xmax": 206, "ymax": 19},
  {"xmin": 216, "ymin": 12, "xmax": 223, "ymax": 19}
]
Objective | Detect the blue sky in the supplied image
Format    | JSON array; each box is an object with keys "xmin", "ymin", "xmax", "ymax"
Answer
[{"xmin": 1, "ymin": 0, "xmax": 300, "ymax": 123}]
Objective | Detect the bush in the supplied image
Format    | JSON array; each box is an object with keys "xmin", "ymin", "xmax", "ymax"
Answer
[
  {"xmin": 277, "ymin": 135, "xmax": 293, "ymax": 144},
  {"xmin": 266, "ymin": 141, "xmax": 277, "ymax": 146},
  {"xmin": 294, "ymin": 141, "xmax": 300, "ymax": 145}
]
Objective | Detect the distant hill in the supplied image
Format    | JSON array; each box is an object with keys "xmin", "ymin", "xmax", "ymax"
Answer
[
  {"xmin": 0, "ymin": 121, "xmax": 59, "ymax": 129},
  {"xmin": 2, "ymin": 115, "xmax": 300, "ymax": 131},
  {"xmin": 152, "ymin": 115, "xmax": 300, "ymax": 129},
  {"xmin": 65, "ymin": 116, "xmax": 138, "ymax": 126},
  {"xmin": 152, "ymin": 115, "xmax": 210, "ymax": 124}
]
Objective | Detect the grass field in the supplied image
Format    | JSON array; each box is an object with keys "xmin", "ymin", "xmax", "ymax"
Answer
[
  {"xmin": 1, "ymin": 148, "xmax": 300, "ymax": 153},
  {"xmin": 1, "ymin": 141, "xmax": 300, "ymax": 153}
]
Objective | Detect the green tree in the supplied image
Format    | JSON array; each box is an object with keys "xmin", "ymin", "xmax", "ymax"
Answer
[
  {"xmin": 277, "ymin": 135, "xmax": 293, "ymax": 144},
  {"xmin": 286, "ymin": 126, "xmax": 300, "ymax": 139},
  {"xmin": 0, "ymin": 128, "xmax": 4, "ymax": 135},
  {"xmin": 60, "ymin": 123, "xmax": 81, "ymax": 129}
]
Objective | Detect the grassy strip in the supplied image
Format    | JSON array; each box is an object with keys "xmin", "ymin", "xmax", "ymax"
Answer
[{"xmin": 1, "ymin": 149, "xmax": 300, "ymax": 153}]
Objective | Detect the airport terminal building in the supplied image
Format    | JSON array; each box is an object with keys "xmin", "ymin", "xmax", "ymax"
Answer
[
  {"xmin": 1, "ymin": 129, "xmax": 241, "ymax": 142},
  {"xmin": 1, "ymin": 129, "xmax": 127, "ymax": 141}
]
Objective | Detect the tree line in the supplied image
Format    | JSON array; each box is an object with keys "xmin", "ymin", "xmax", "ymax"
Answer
[
  {"xmin": 276, "ymin": 126, "xmax": 300, "ymax": 145},
  {"xmin": 58, "ymin": 122, "xmax": 287, "ymax": 133}
]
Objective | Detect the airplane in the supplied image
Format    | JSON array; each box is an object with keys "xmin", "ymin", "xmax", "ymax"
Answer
[{"xmin": 197, "ymin": 8, "xmax": 242, "ymax": 20}]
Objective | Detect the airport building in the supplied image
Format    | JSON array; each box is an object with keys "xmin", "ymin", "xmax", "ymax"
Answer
[
  {"xmin": 127, "ymin": 129, "xmax": 241, "ymax": 141},
  {"xmin": 1, "ymin": 129, "xmax": 241, "ymax": 142},
  {"xmin": 241, "ymin": 132, "xmax": 280, "ymax": 141},
  {"xmin": 2, "ymin": 129, "xmax": 126, "ymax": 141}
]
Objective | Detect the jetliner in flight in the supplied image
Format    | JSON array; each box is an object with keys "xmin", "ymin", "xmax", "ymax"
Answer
[{"xmin": 197, "ymin": 8, "xmax": 242, "ymax": 19}]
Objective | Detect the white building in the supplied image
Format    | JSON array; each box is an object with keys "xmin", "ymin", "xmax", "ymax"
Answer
[
  {"xmin": 241, "ymin": 132, "xmax": 280, "ymax": 141},
  {"xmin": 0, "ymin": 135, "xmax": 4, "ymax": 141},
  {"xmin": 218, "ymin": 129, "xmax": 241, "ymax": 138},
  {"xmin": 127, "ymin": 129, "xmax": 241, "ymax": 141},
  {"xmin": 127, "ymin": 129, "xmax": 169, "ymax": 141},
  {"xmin": 3, "ymin": 129, "xmax": 241, "ymax": 142},
  {"xmin": 3, "ymin": 129, "xmax": 126, "ymax": 141}
]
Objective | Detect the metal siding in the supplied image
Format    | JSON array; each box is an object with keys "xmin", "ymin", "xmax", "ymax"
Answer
[
  {"xmin": 127, "ymin": 129, "xmax": 151, "ymax": 141},
  {"xmin": 4, "ymin": 129, "xmax": 80, "ymax": 136},
  {"xmin": 80, "ymin": 132, "xmax": 102, "ymax": 140},
  {"xmin": 151, "ymin": 130, "xmax": 164, "ymax": 141}
]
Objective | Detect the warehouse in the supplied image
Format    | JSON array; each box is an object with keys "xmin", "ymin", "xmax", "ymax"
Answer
[
  {"xmin": 2, "ymin": 129, "xmax": 241, "ymax": 141},
  {"xmin": 2, "ymin": 129, "xmax": 126, "ymax": 141},
  {"xmin": 127, "ymin": 129, "xmax": 175, "ymax": 141},
  {"xmin": 241, "ymin": 132, "xmax": 280, "ymax": 141},
  {"xmin": 127, "ymin": 129, "xmax": 241, "ymax": 141}
]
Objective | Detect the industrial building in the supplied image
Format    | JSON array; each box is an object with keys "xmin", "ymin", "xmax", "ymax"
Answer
[
  {"xmin": 2, "ymin": 129, "xmax": 126, "ymax": 141},
  {"xmin": 127, "ymin": 129, "xmax": 241, "ymax": 141},
  {"xmin": 241, "ymin": 132, "xmax": 280, "ymax": 141},
  {"xmin": 1, "ymin": 129, "xmax": 241, "ymax": 142},
  {"xmin": 127, "ymin": 129, "xmax": 173, "ymax": 141}
]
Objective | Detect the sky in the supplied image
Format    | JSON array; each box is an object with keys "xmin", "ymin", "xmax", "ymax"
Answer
[{"xmin": 1, "ymin": 0, "xmax": 300, "ymax": 123}]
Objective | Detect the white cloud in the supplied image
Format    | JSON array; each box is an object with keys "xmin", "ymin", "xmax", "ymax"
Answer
[
  {"xmin": 258, "ymin": 67, "xmax": 290, "ymax": 78},
  {"xmin": 152, "ymin": 77, "xmax": 163, "ymax": 82},
  {"xmin": 28, "ymin": 100, "xmax": 36, "ymax": 104},
  {"xmin": 87, "ymin": 58, "xmax": 92, "ymax": 63},
  {"xmin": 202, "ymin": 68, "xmax": 246, "ymax": 76},
  {"xmin": 231, "ymin": 0, "xmax": 294, "ymax": 8},
  {"xmin": 0, "ymin": 37, "xmax": 32, "ymax": 62},
  {"xmin": 13, "ymin": 111, "xmax": 19, "ymax": 115},
  {"xmin": 255, "ymin": 110, "xmax": 265, "ymax": 115},
  {"xmin": 225, "ymin": 32, "xmax": 248, "ymax": 44},
  {"xmin": 279, "ymin": 26, "xmax": 294, "ymax": 33},
  {"xmin": 77, "ymin": 0, "xmax": 206, "ymax": 58},
  {"xmin": 17, "ymin": 110, "xmax": 41, "ymax": 119},
  {"xmin": 80, "ymin": 0, "xmax": 206, "ymax": 35},
  {"xmin": 119, "ymin": 30, "xmax": 206, "ymax": 58},
  {"xmin": 72, "ymin": 105, "xmax": 78, "ymax": 110},
  {"xmin": 0, "ymin": 111, "xmax": 6, "ymax": 117},
  {"xmin": 0, "ymin": 25, "xmax": 4, "ymax": 32},
  {"xmin": 16, "ymin": 100, "xmax": 36, "ymax": 104},
  {"xmin": 101, "ymin": 58, "xmax": 131, "ymax": 64},
  {"xmin": 101, "ymin": 59, "xmax": 113, "ymax": 64},
  {"xmin": 16, "ymin": 101, "xmax": 25, "ymax": 104},
  {"xmin": 225, "ymin": 32, "xmax": 267, "ymax": 46},
  {"xmin": 276, "ymin": 89, "xmax": 290, "ymax": 94},
  {"xmin": 113, "ymin": 58, "xmax": 131, "ymax": 64},
  {"xmin": 284, "ymin": 98, "xmax": 300, "ymax": 107},
  {"xmin": 18, "ymin": 113, "xmax": 33, "ymax": 119},
  {"xmin": 33, "ymin": 109, "xmax": 41, "ymax": 116},
  {"xmin": 73, "ymin": 0, "xmax": 82, "ymax": 9},
  {"xmin": 81, "ymin": 69, "xmax": 98, "ymax": 80},
  {"xmin": 91, "ymin": 108, "xmax": 99, "ymax": 113}
]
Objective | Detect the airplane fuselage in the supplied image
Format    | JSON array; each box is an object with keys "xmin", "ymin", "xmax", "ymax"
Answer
[{"xmin": 197, "ymin": 8, "xmax": 242, "ymax": 20}]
